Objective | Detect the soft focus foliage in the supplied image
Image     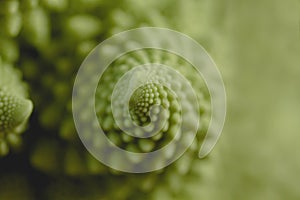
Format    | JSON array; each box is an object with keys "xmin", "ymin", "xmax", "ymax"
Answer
[{"xmin": 0, "ymin": 0, "xmax": 299, "ymax": 199}]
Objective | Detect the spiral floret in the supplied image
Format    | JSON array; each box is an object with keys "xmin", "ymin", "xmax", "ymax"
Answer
[{"xmin": 81, "ymin": 48, "xmax": 210, "ymax": 171}]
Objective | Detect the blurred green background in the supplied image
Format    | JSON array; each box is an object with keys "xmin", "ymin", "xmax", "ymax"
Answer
[
  {"xmin": 0, "ymin": 0, "xmax": 299, "ymax": 199},
  {"xmin": 211, "ymin": 0, "xmax": 300, "ymax": 199}
]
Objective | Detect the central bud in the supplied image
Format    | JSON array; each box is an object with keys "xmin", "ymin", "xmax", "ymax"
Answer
[{"xmin": 129, "ymin": 83, "xmax": 161, "ymax": 126}]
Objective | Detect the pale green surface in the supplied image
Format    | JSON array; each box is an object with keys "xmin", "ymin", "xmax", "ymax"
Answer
[{"xmin": 207, "ymin": 0, "xmax": 300, "ymax": 199}]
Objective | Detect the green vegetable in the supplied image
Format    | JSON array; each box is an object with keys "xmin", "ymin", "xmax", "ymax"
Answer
[
  {"xmin": 0, "ymin": 0, "xmax": 224, "ymax": 199},
  {"xmin": 0, "ymin": 0, "xmax": 298, "ymax": 199},
  {"xmin": 0, "ymin": 60, "xmax": 33, "ymax": 156},
  {"xmin": 92, "ymin": 48, "xmax": 210, "ymax": 165}
]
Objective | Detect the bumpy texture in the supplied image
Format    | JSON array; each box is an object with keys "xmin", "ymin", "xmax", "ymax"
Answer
[
  {"xmin": 0, "ymin": 0, "xmax": 34, "ymax": 156},
  {"xmin": 30, "ymin": 30, "xmax": 212, "ymax": 200},
  {"xmin": 0, "ymin": 60, "xmax": 33, "ymax": 156},
  {"xmin": 1, "ymin": 0, "xmax": 220, "ymax": 199},
  {"xmin": 1, "ymin": 0, "xmax": 299, "ymax": 200},
  {"xmin": 20, "ymin": 0, "xmax": 218, "ymax": 199},
  {"xmin": 93, "ymin": 49, "xmax": 210, "ymax": 164}
]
